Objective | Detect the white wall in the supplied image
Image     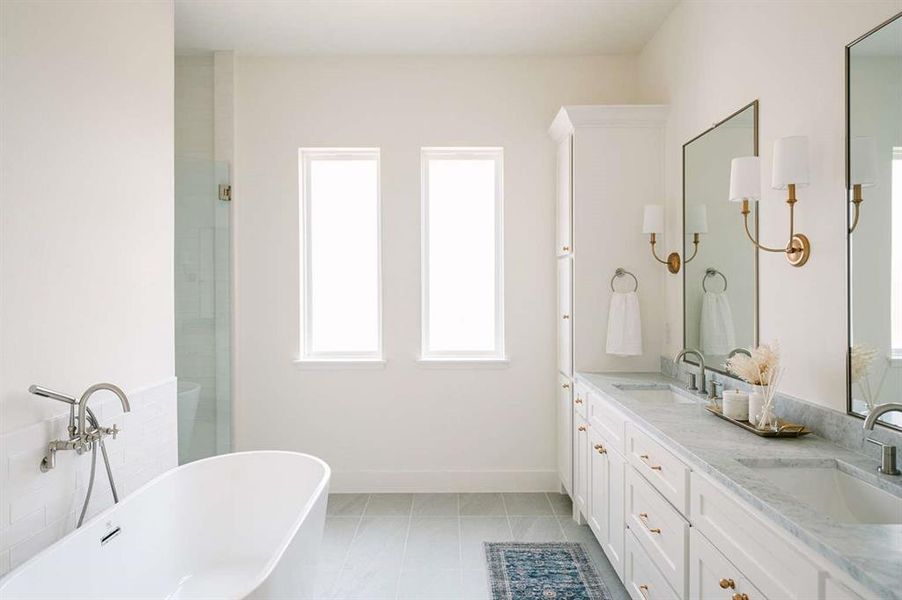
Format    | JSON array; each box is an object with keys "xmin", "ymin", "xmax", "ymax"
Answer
[
  {"xmin": 638, "ymin": 0, "xmax": 902, "ymax": 411},
  {"xmin": 0, "ymin": 0, "xmax": 176, "ymax": 571},
  {"xmin": 233, "ymin": 56, "xmax": 638, "ymax": 491}
]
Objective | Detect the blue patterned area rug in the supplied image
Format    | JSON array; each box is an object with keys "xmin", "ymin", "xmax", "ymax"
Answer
[{"xmin": 485, "ymin": 542, "xmax": 612, "ymax": 600}]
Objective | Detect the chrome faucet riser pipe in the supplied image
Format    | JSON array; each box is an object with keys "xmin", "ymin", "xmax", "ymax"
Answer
[
  {"xmin": 674, "ymin": 348, "xmax": 707, "ymax": 395},
  {"xmin": 77, "ymin": 383, "xmax": 131, "ymax": 445},
  {"xmin": 863, "ymin": 403, "xmax": 902, "ymax": 430},
  {"xmin": 862, "ymin": 403, "xmax": 902, "ymax": 476}
]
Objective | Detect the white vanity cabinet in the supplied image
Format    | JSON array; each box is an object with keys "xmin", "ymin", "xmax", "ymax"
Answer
[
  {"xmin": 569, "ymin": 378, "xmax": 874, "ymax": 600},
  {"xmin": 556, "ymin": 134, "xmax": 572, "ymax": 257},
  {"xmin": 557, "ymin": 256, "xmax": 572, "ymax": 378},
  {"xmin": 573, "ymin": 412, "xmax": 590, "ymax": 519},
  {"xmin": 558, "ymin": 374, "xmax": 573, "ymax": 495},
  {"xmin": 588, "ymin": 426, "xmax": 626, "ymax": 579},
  {"xmin": 688, "ymin": 529, "xmax": 766, "ymax": 600},
  {"xmin": 550, "ymin": 104, "xmax": 667, "ymax": 505}
]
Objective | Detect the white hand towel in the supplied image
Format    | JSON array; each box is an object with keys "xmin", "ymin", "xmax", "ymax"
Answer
[
  {"xmin": 606, "ymin": 291, "xmax": 643, "ymax": 356},
  {"xmin": 700, "ymin": 291, "xmax": 736, "ymax": 356}
]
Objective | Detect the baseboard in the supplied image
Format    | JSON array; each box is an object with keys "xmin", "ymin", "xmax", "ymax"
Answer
[{"xmin": 329, "ymin": 469, "xmax": 559, "ymax": 493}]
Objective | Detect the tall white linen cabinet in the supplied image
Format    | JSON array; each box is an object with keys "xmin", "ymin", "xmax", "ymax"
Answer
[{"xmin": 548, "ymin": 105, "xmax": 668, "ymax": 510}]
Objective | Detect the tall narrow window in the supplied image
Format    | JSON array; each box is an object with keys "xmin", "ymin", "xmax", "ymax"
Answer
[
  {"xmin": 421, "ymin": 147, "xmax": 504, "ymax": 360},
  {"xmin": 299, "ymin": 148, "xmax": 381, "ymax": 361}
]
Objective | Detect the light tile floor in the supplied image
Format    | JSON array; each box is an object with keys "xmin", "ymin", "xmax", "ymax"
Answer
[{"xmin": 313, "ymin": 492, "xmax": 631, "ymax": 600}]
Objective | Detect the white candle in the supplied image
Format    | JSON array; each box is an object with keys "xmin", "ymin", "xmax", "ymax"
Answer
[{"xmin": 723, "ymin": 390, "xmax": 749, "ymax": 421}]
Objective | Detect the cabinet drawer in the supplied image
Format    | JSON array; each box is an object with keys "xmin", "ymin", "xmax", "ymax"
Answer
[
  {"xmin": 626, "ymin": 467, "xmax": 689, "ymax": 597},
  {"xmin": 573, "ymin": 382, "xmax": 589, "ymax": 419},
  {"xmin": 588, "ymin": 390, "xmax": 627, "ymax": 454},
  {"xmin": 690, "ymin": 472, "xmax": 820, "ymax": 600},
  {"xmin": 625, "ymin": 529, "xmax": 680, "ymax": 600},
  {"xmin": 626, "ymin": 423, "xmax": 690, "ymax": 515},
  {"xmin": 689, "ymin": 528, "xmax": 767, "ymax": 600}
]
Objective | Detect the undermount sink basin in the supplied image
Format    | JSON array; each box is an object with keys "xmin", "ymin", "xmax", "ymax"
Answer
[
  {"xmin": 737, "ymin": 459, "xmax": 902, "ymax": 525},
  {"xmin": 616, "ymin": 385, "xmax": 700, "ymax": 404}
]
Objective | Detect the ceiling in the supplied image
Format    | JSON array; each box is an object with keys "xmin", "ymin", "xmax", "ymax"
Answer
[{"xmin": 175, "ymin": 0, "xmax": 679, "ymax": 56}]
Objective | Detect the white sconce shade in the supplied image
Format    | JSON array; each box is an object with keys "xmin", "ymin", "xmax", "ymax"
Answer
[
  {"xmin": 642, "ymin": 205, "xmax": 665, "ymax": 234},
  {"xmin": 851, "ymin": 136, "xmax": 877, "ymax": 187},
  {"xmin": 686, "ymin": 205, "xmax": 708, "ymax": 234},
  {"xmin": 772, "ymin": 136, "xmax": 809, "ymax": 190},
  {"xmin": 729, "ymin": 157, "xmax": 761, "ymax": 202}
]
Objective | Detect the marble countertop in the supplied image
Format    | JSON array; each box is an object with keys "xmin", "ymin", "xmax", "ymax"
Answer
[{"xmin": 576, "ymin": 371, "xmax": 902, "ymax": 600}]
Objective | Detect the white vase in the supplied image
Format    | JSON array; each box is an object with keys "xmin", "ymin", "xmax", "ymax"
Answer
[{"xmin": 748, "ymin": 390, "xmax": 765, "ymax": 425}]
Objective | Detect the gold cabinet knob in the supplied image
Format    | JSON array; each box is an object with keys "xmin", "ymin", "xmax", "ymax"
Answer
[
  {"xmin": 639, "ymin": 454, "xmax": 662, "ymax": 471},
  {"xmin": 594, "ymin": 444, "xmax": 607, "ymax": 454},
  {"xmin": 638, "ymin": 584, "xmax": 650, "ymax": 600},
  {"xmin": 732, "ymin": 595, "xmax": 749, "ymax": 600},
  {"xmin": 562, "ymin": 314, "xmax": 570, "ymax": 320},
  {"xmin": 574, "ymin": 397, "xmax": 583, "ymax": 404},
  {"xmin": 719, "ymin": 579, "xmax": 736, "ymax": 590},
  {"xmin": 577, "ymin": 425, "xmax": 587, "ymax": 432},
  {"xmin": 562, "ymin": 383, "xmax": 570, "ymax": 389},
  {"xmin": 562, "ymin": 245, "xmax": 571, "ymax": 252},
  {"xmin": 638, "ymin": 512, "xmax": 661, "ymax": 534}
]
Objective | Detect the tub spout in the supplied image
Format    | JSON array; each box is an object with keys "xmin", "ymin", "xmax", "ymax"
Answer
[{"xmin": 78, "ymin": 383, "xmax": 131, "ymax": 447}]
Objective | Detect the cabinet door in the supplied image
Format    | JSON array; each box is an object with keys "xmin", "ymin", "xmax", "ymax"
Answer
[
  {"xmin": 625, "ymin": 530, "xmax": 680, "ymax": 600},
  {"xmin": 556, "ymin": 135, "xmax": 573, "ymax": 256},
  {"xmin": 603, "ymin": 445, "xmax": 626, "ymax": 580},
  {"xmin": 587, "ymin": 429, "xmax": 608, "ymax": 542},
  {"xmin": 558, "ymin": 256, "xmax": 572, "ymax": 376},
  {"xmin": 573, "ymin": 414, "xmax": 589, "ymax": 518},
  {"xmin": 558, "ymin": 374, "xmax": 573, "ymax": 495},
  {"xmin": 689, "ymin": 529, "xmax": 768, "ymax": 600}
]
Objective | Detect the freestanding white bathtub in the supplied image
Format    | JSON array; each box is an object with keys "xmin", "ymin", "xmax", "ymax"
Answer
[{"xmin": 0, "ymin": 451, "xmax": 330, "ymax": 599}]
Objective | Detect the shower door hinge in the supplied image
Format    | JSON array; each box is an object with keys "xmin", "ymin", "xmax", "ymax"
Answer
[{"xmin": 218, "ymin": 184, "xmax": 232, "ymax": 202}]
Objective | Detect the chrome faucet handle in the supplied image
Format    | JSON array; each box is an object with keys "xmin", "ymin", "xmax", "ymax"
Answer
[
  {"xmin": 687, "ymin": 372, "xmax": 698, "ymax": 391},
  {"xmin": 866, "ymin": 438, "xmax": 900, "ymax": 476},
  {"xmin": 708, "ymin": 381, "xmax": 724, "ymax": 400}
]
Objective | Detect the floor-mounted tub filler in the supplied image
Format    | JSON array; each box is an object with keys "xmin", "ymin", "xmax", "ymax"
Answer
[{"xmin": 0, "ymin": 451, "xmax": 330, "ymax": 599}]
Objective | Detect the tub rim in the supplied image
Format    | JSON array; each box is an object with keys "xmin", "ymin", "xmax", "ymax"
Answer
[{"xmin": 0, "ymin": 450, "xmax": 331, "ymax": 597}]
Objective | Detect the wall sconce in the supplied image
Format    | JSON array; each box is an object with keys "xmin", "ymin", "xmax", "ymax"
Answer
[
  {"xmin": 643, "ymin": 204, "xmax": 682, "ymax": 274},
  {"xmin": 684, "ymin": 205, "xmax": 708, "ymax": 264},
  {"xmin": 849, "ymin": 136, "xmax": 877, "ymax": 233},
  {"xmin": 728, "ymin": 136, "xmax": 812, "ymax": 267}
]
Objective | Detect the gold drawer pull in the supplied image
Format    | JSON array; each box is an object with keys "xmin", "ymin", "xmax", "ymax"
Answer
[
  {"xmin": 562, "ymin": 314, "xmax": 570, "ymax": 320},
  {"xmin": 719, "ymin": 579, "xmax": 736, "ymax": 590},
  {"xmin": 638, "ymin": 512, "xmax": 661, "ymax": 534},
  {"xmin": 639, "ymin": 454, "xmax": 663, "ymax": 471},
  {"xmin": 574, "ymin": 398, "xmax": 583, "ymax": 404},
  {"xmin": 732, "ymin": 594, "xmax": 749, "ymax": 600},
  {"xmin": 562, "ymin": 383, "xmax": 570, "ymax": 389},
  {"xmin": 578, "ymin": 425, "xmax": 587, "ymax": 432},
  {"xmin": 562, "ymin": 245, "xmax": 571, "ymax": 252},
  {"xmin": 638, "ymin": 584, "xmax": 650, "ymax": 600},
  {"xmin": 594, "ymin": 444, "xmax": 607, "ymax": 454}
]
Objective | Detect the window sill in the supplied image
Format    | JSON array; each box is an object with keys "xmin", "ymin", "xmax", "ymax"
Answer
[
  {"xmin": 293, "ymin": 358, "xmax": 386, "ymax": 370},
  {"xmin": 416, "ymin": 357, "xmax": 510, "ymax": 369}
]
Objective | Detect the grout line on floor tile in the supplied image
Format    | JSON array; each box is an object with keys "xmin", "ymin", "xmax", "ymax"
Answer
[
  {"xmin": 553, "ymin": 513, "xmax": 569, "ymax": 541},
  {"xmin": 499, "ymin": 492, "xmax": 513, "ymax": 539},
  {"xmin": 337, "ymin": 494, "xmax": 370, "ymax": 571},
  {"xmin": 393, "ymin": 495, "xmax": 415, "ymax": 600},
  {"xmin": 456, "ymin": 493, "xmax": 464, "ymax": 569}
]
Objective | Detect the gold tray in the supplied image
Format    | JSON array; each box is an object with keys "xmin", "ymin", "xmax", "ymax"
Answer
[{"xmin": 705, "ymin": 405, "xmax": 811, "ymax": 438}]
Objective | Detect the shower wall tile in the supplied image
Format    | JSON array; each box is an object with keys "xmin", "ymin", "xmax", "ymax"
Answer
[{"xmin": 0, "ymin": 379, "xmax": 176, "ymax": 575}]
